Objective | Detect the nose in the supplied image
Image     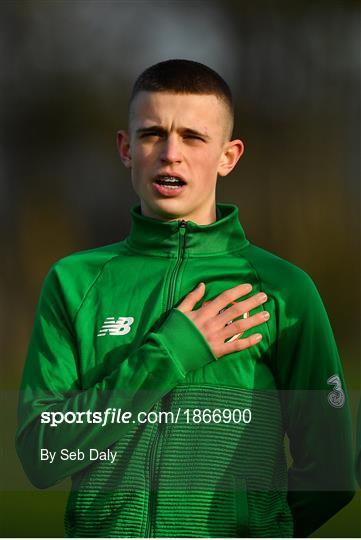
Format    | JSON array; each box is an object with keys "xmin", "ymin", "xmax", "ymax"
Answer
[{"xmin": 160, "ymin": 134, "xmax": 182, "ymax": 164}]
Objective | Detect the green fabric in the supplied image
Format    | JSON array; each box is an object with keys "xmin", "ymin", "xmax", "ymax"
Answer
[{"xmin": 16, "ymin": 204, "xmax": 355, "ymax": 537}]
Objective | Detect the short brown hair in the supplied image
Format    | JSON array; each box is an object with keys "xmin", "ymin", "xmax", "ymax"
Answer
[{"xmin": 129, "ymin": 59, "xmax": 234, "ymax": 138}]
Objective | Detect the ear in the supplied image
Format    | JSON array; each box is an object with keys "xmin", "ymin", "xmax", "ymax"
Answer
[
  {"xmin": 217, "ymin": 139, "xmax": 244, "ymax": 177},
  {"xmin": 116, "ymin": 130, "xmax": 132, "ymax": 168}
]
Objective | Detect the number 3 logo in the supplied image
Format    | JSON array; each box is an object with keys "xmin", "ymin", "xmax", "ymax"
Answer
[{"xmin": 327, "ymin": 374, "xmax": 345, "ymax": 408}]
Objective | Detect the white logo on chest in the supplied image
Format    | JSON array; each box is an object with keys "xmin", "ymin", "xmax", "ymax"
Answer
[{"xmin": 97, "ymin": 317, "xmax": 134, "ymax": 337}]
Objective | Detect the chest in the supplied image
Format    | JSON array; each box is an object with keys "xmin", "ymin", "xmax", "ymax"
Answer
[{"xmin": 74, "ymin": 255, "xmax": 276, "ymax": 390}]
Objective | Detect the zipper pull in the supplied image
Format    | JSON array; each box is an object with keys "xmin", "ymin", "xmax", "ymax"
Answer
[{"xmin": 179, "ymin": 219, "xmax": 186, "ymax": 234}]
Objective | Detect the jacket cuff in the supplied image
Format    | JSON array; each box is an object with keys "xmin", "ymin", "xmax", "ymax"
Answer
[{"xmin": 159, "ymin": 308, "xmax": 217, "ymax": 376}]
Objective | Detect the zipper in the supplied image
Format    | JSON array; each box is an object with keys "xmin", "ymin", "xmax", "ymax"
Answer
[
  {"xmin": 144, "ymin": 402, "xmax": 160, "ymax": 538},
  {"xmin": 166, "ymin": 219, "xmax": 187, "ymax": 310},
  {"xmin": 144, "ymin": 219, "xmax": 187, "ymax": 537}
]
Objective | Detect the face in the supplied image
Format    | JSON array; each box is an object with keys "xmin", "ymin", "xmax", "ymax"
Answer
[{"xmin": 117, "ymin": 91, "xmax": 244, "ymax": 224}]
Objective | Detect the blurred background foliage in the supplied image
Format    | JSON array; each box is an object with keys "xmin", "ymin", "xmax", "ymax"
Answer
[{"xmin": 0, "ymin": 0, "xmax": 360, "ymax": 536}]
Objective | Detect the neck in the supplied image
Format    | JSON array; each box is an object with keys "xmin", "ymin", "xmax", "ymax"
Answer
[{"xmin": 140, "ymin": 201, "xmax": 217, "ymax": 225}]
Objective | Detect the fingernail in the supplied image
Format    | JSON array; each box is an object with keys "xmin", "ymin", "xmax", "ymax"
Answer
[
  {"xmin": 197, "ymin": 282, "xmax": 204, "ymax": 289},
  {"xmin": 254, "ymin": 333, "xmax": 263, "ymax": 341},
  {"xmin": 259, "ymin": 293, "xmax": 267, "ymax": 302},
  {"xmin": 244, "ymin": 283, "xmax": 252, "ymax": 292},
  {"xmin": 262, "ymin": 311, "xmax": 270, "ymax": 320}
]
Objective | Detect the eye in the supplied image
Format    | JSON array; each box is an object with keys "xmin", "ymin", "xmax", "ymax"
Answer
[{"xmin": 184, "ymin": 134, "xmax": 205, "ymax": 141}]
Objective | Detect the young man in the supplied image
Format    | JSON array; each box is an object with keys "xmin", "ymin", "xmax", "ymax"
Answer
[{"xmin": 16, "ymin": 60, "xmax": 355, "ymax": 538}]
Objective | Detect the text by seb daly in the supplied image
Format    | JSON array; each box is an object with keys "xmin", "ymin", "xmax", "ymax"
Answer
[{"xmin": 41, "ymin": 407, "xmax": 252, "ymax": 427}]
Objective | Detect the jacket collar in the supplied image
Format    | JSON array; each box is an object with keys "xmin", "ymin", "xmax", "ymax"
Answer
[{"xmin": 125, "ymin": 203, "xmax": 249, "ymax": 257}]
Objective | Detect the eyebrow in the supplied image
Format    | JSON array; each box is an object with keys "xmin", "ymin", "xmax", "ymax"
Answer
[{"xmin": 136, "ymin": 125, "xmax": 210, "ymax": 141}]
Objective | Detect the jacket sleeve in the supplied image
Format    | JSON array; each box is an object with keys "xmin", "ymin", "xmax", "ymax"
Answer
[
  {"xmin": 16, "ymin": 266, "xmax": 216, "ymax": 489},
  {"xmin": 272, "ymin": 270, "xmax": 355, "ymax": 537}
]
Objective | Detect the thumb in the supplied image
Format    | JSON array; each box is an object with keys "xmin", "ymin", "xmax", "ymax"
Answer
[{"xmin": 177, "ymin": 282, "xmax": 205, "ymax": 313}]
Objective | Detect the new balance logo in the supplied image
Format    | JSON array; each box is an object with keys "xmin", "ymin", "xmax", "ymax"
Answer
[{"xmin": 97, "ymin": 317, "xmax": 134, "ymax": 337}]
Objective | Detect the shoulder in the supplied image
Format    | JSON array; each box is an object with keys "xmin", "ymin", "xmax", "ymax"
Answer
[
  {"xmin": 52, "ymin": 240, "xmax": 126, "ymax": 276},
  {"xmin": 40, "ymin": 240, "xmax": 127, "ymax": 319},
  {"xmin": 246, "ymin": 243, "xmax": 320, "ymax": 304},
  {"xmin": 245, "ymin": 243, "xmax": 334, "ymax": 342}
]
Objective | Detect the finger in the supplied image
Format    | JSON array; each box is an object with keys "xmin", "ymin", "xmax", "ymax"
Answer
[
  {"xmin": 217, "ymin": 333, "xmax": 263, "ymax": 358},
  {"xmin": 217, "ymin": 292, "xmax": 268, "ymax": 325},
  {"xmin": 176, "ymin": 282, "xmax": 205, "ymax": 313},
  {"xmin": 220, "ymin": 311, "xmax": 269, "ymax": 341},
  {"xmin": 207, "ymin": 283, "xmax": 253, "ymax": 315}
]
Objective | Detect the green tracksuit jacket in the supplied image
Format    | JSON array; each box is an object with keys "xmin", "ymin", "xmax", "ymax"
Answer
[{"xmin": 16, "ymin": 204, "xmax": 355, "ymax": 538}]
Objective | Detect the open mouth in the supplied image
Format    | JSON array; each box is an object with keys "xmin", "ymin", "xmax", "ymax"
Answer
[{"xmin": 154, "ymin": 175, "xmax": 186, "ymax": 189}]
